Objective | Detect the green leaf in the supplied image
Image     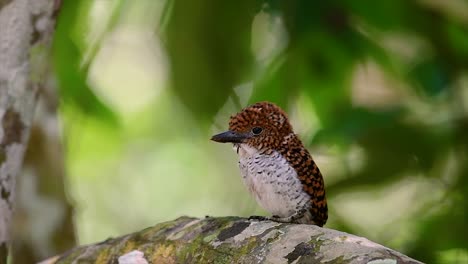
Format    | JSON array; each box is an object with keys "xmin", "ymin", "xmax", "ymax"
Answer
[
  {"xmin": 408, "ymin": 59, "xmax": 450, "ymax": 97},
  {"xmin": 343, "ymin": 0, "xmax": 409, "ymax": 30},
  {"xmin": 163, "ymin": 0, "xmax": 260, "ymax": 123},
  {"xmin": 445, "ymin": 22, "xmax": 468, "ymax": 62},
  {"xmin": 53, "ymin": 0, "xmax": 119, "ymax": 125},
  {"xmin": 313, "ymin": 108, "xmax": 402, "ymax": 147},
  {"xmin": 249, "ymin": 53, "xmax": 297, "ymax": 109},
  {"xmin": 326, "ymin": 118, "xmax": 451, "ymax": 194}
]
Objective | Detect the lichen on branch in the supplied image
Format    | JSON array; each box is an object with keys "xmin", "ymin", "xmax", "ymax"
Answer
[{"xmin": 43, "ymin": 216, "xmax": 422, "ymax": 264}]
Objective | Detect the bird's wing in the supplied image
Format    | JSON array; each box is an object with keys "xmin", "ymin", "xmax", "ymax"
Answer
[{"xmin": 279, "ymin": 140, "xmax": 328, "ymax": 226}]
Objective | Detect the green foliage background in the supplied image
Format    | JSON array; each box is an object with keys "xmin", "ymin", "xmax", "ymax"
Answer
[{"xmin": 53, "ymin": 1, "xmax": 468, "ymax": 263}]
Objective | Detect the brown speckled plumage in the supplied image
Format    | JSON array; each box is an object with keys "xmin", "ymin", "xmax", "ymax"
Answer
[
  {"xmin": 212, "ymin": 102, "xmax": 328, "ymax": 226},
  {"xmin": 277, "ymin": 133, "xmax": 328, "ymax": 227}
]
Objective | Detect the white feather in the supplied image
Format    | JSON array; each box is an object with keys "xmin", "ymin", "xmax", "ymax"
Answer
[{"xmin": 235, "ymin": 144, "xmax": 310, "ymax": 217}]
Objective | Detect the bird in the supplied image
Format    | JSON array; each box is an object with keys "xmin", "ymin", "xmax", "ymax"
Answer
[{"xmin": 211, "ymin": 101, "xmax": 328, "ymax": 226}]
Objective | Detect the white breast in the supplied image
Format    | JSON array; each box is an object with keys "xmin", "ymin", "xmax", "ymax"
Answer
[{"xmin": 235, "ymin": 144, "xmax": 310, "ymax": 217}]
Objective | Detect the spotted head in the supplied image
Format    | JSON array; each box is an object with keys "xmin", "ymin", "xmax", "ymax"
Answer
[{"xmin": 211, "ymin": 102, "xmax": 294, "ymax": 152}]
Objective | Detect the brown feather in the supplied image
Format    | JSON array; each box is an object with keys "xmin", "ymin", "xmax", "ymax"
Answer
[{"xmin": 278, "ymin": 135, "xmax": 328, "ymax": 227}]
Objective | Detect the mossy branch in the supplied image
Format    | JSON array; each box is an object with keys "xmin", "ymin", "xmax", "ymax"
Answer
[{"xmin": 41, "ymin": 216, "xmax": 422, "ymax": 264}]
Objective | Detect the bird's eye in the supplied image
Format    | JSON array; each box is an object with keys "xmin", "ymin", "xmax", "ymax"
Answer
[{"xmin": 252, "ymin": 127, "xmax": 263, "ymax": 135}]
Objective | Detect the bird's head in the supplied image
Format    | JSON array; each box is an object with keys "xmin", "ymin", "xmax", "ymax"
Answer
[{"xmin": 211, "ymin": 102, "xmax": 294, "ymax": 152}]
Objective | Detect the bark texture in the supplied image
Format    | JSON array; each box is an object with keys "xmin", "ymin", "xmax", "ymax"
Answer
[
  {"xmin": 42, "ymin": 216, "xmax": 422, "ymax": 264},
  {"xmin": 0, "ymin": 0, "xmax": 58, "ymax": 263},
  {"xmin": 12, "ymin": 83, "xmax": 76, "ymax": 263}
]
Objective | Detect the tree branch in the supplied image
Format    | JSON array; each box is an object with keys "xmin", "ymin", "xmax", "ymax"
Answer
[
  {"xmin": 0, "ymin": 0, "xmax": 57, "ymax": 262},
  {"xmin": 42, "ymin": 216, "xmax": 422, "ymax": 264}
]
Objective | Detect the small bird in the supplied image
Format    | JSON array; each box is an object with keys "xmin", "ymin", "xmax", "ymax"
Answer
[{"xmin": 211, "ymin": 101, "xmax": 328, "ymax": 226}]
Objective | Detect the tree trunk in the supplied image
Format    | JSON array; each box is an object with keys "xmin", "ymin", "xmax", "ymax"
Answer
[
  {"xmin": 12, "ymin": 82, "xmax": 76, "ymax": 263},
  {"xmin": 0, "ymin": 0, "xmax": 59, "ymax": 263},
  {"xmin": 41, "ymin": 216, "xmax": 422, "ymax": 264}
]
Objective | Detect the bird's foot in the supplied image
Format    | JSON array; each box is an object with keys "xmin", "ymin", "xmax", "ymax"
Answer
[
  {"xmin": 248, "ymin": 215, "xmax": 268, "ymax": 221},
  {"xmin": 249, "ymin": 209, "xmax": 307, "ymax": 223},
  {"xmin": 268, "ymin": 209, "xmax": 307, "ymax": 223}
]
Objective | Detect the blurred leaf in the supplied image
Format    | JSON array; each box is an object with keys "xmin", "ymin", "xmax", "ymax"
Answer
[
  {"xmin": 249, "ymin": 53, "xmax": 297, "ymax": 109},
  {"xmin": 343, "ymin": 0, "xmax": 409, "ymax": 30},
  {"xmin": 254, "ymin": 2, "xmax": 366, "ymax": 118},
  {"xmin": 445, "ymin": 22, "xmax": 468, "ymax": 61},
  {"xmin": 83, "ymin": 0, "xmax": 127, "ymax": 65},
  {"xmin": 326, "ymin": 113, "xmax": 452, "ymax": 194},
  {"xmin": 358, "ymin": 122, "xmax": 448, "ymax": 176},
  {"xmin": 357, "ymin": 32, "xmax": 402, "ymax": 77},
  {"xmin": 409, "ymin": 59, "xmax": 450, "ymax": 97},
  {"xmin": 276, "ymin": 2, "xmax": 375, "ymax": 128},
  {"xmin": 300, "ymin": 35, "xmax": 355, "ymax": 129},
  {"xmin": 408, "ymin": 160, "xmax": 468, "ymax": 264},
  {"xmin": 454, "ymin": 117, "xmax": 468, "ymax": 151},
  {"xmin": 53, "ymin": 0, "xmax": 119, "ymax": 125},
  {"xmin": 260, "ymin": 0, "xmax": 281, "ymax": 14},
  {"xmin": 163, "ymin": 0, "xmax": 260, "ymax": 123},
  {"xmin": 408, "ymin": 5, "xmax": 468, "ymax": 74},
  {"xmin": 313, "ymin": 108, "xmax": 402, "ymax": 147}
]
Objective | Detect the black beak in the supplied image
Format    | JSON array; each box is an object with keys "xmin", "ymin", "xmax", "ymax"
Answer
[{"xmin": 211, "ymin": 130, "xmax": 248, "ymax": 143}]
